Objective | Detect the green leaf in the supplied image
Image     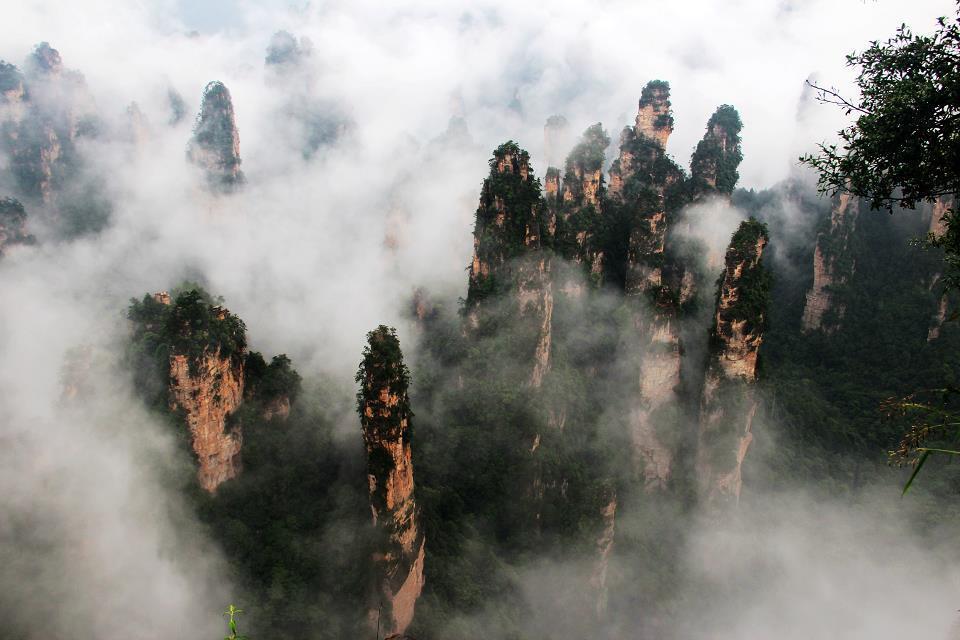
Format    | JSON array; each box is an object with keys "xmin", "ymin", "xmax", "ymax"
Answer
[{"xmin": 902, "ymin": 449, "xmax": 931, "ymax": 496}]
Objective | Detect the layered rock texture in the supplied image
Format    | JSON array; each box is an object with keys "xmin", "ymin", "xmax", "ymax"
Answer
[
  {"xmin": 152, "ymin": 292, "xmax": 247, "ymax": 493},
  {"xmin": 801, "ymin": 192, "xmax": 859, "ymax": 333},
  {"xmin": 188, "ymin": 81, "xmax": 245, "ymax": 190},
  {"xmin": 357, "ymin": 326, "xmax": 425, "ymax": 637},
  {"xmin": 169, "ymin": 345, "xmax": 245, "ymax": 493},
  {"xmin": 697, "ymin": 220, "xmax": 769, "ymax": 505}
]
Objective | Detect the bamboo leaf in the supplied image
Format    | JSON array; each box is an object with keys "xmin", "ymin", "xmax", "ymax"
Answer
[{"xmin": 903, "ymin": 450, "xmax": 931, "ymax": 496}]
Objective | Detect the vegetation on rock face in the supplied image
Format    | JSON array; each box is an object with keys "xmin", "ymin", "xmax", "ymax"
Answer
[
  {"xmin": 690, "ymin": 104, "xmax": 744, "ymax": 194},
  {"xmin": 712, "ymin": 218, "xmax": 771, "ymax": 340},
  {"xmin": 639, "ymin": 79, "xmax": 674, "ymax": 130},
  {"xmin": 189, "ymin": 81, "xmax": 245, "ymax": 190},
  {"xmin": 466, "ymin": 141, "xmax": 544, "ymax": 306},
  {"xmin": 799, "ymin": 4, "xmax": 960, "ymax": 487},
  {"xmin": 356, "ymin": 325, "xmax": 413, "ymax": 436}
]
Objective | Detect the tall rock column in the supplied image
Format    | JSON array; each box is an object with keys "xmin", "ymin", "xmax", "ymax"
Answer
[
  {"xmin": 188, "ymin": 81, "xmax": 245, "ymax": 191},
  {"xmin": 553, "ymin": 123, "xmax": 609, "ymax": 287},
  {"xmin": 466, "ymin": 141, "xmax": 553, "ymax": 388},
  {"xmin": 609, "ymin": 82, "xmax": 685, "ymax": 489},
  {"xmin": 357, "ymin": 326, "xmax": 425, "ymax": 637},
  {"xmin": 689, "ymin": 105, "xmax": 744, "ymax": 197},
  {"xmin": 697, "ymin": 219, "xmax": 770, "ymax": 505},
  {"xmin": 801, "ymin": 192, "xmax": 859, "ymax": 333},
  {"xmin": 154, "ymin": 291, "xmax": 247, "ymax": 493}
]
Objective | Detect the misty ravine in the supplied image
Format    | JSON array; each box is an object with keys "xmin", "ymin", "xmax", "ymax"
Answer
[{"xmin": 2, "ymin": 2, "xmax": 960, "ymax": 640}]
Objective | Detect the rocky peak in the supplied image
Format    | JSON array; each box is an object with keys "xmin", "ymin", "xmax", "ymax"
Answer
[
  {"xmin": 188, "ymin": 81, "xmax": 245, "ymax": 191},
  {"xmin": 266, "ymin": 30, "xmax": 309, "ymax": 67},
  {"xmin": 466, "ymin": 141, "xmax": 543, "ymax": 306},
  {"xmin": 356, "ymin": 326, "xmax": 425, "ymax": 638},
  {"xmin": 27, "ymin": 42, "xmax": 63, "ymax": 76},
  {"xmin": 127, "ymin": 289, "xmax": 250, "ymax": 494},
  {"xmin": 635, "ymin": 80, "xmax": 673, "ymax": 149},
  {"xmin": 697, "ymin": 219, "xmax": 770, "ymax": 505},
  {"xmin": 561, "ymin": 123, "xmax": 608, "ymax": 209},
  {"xmin": 690, "ymin": 105, "xmax": 743, "ymax": 195}
]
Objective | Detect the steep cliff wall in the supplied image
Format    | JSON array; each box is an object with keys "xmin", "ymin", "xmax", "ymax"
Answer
[
  {"xmin": 588, "ymin": 491, "xmax": 617, "ymax": 617},
  {"xmin": 801, "ymin": 192, "xmax": 859, "ymax": 333},
  {"xmin": 466, "ymin": 141, "xmax": 553, "ymax": 388},
  {"xmin": 697, "ymin": 219, "xmax": 769, "ymax": 505},
  {"xmin": 689, "ymin": 105, "xmax": 743, "ymax": 197},
  {"xmin": 554, "ymin": 124, "xmax": 609, "ymax": 284},
  {"xmin": 168, "ymin": 347, "xmax": 245, "ymax": 493},
  {"xmin": 357, "ymin": 326, "xmax": 424, "ymax": 637},
  {"xmin": 608, "ymin": 82, "xmax": 686, "ymax": 488},
  {"xmin": 188, "ymin": 81, "xmax": 245, "ymax": 191}
]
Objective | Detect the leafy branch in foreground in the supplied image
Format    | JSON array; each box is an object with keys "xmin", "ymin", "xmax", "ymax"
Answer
[
  {"xmin": 223, "ymin": 604, "xmax": 247, "ymax": 640},
  {"xmin": 884, "ymin": 386, "xmax": 960, "ymax": 493}
]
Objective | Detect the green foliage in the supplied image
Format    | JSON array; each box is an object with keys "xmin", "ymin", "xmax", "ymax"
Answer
[
  {"xmin": 246, "ymin": 352, "xmax": 302, "ymax": 403},
  {"xmin": 355, "ymin": 325, "xmax": 412, "ymax": 434},
  {"xmin": 798, "ymin": 5, "xmax": 960, "ymax": 489},
  {"xmin": 223, "ymin": 605, "xmax": 246, "ymax": 640},
  {"xmin": 690, "ymin": 105, "xmax": 743, "ymax": 194},
  {"xmin": 639, "ymin": 80, "xmax": 674, "ymax": 130},
  {"xmin": 466, "ymin": 142, "xmax": 545, "ymax": 305},
  {"xmin": 801, "ymin": 8, "xmax": 960, "ymax": 213},
  {"xmin": 197, "ymin": 379, "xmax": 372, "ymax": 640}
]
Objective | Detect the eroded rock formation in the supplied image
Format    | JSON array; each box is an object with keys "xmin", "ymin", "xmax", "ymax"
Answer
[
  {"xmin": 689, "ymin": 105, "xmax": 743, "ymax": 196},
  {"xmin": 169, "ymin": 346, "xmax": 245, "ymax": 493},
  {"xmin": 188, "ymin": 81, "xmax": 245, "ymax": 191},
  {"xmin": 697, "ymin": 219, "xmax": 769, "ymax": 505},
  {"xmin": 153, "ymin": 292, "xmax": 246, "ymax": 493},
  {"xmin": 801, "ymin": 192, "xmax": 859, "ymax": 333},
  {"xmin": 0, "ymin": 43, "xmax": 96, "ymax": 206},
  {"xmin": 357, "ymin": 326, "xmax": 424, "ymax": 637},
  {"xmin": 466, "ymin": 141, "xmax": 554, "ymax": 388}
]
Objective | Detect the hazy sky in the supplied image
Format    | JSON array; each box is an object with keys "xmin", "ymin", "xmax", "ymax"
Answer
[{"xmin": 3, "ymin": 0, "xmax": 956, "ymax": 190}]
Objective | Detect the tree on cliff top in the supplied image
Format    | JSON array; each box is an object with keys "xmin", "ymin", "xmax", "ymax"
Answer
[
  {"xmin": 801, "ymin": 3, "xmax": 960, "ymax": 488},
  {"xmin": 356, "ymin": 325, "xmax": 412, "ymax": 436},
  {"xmin": 801, "ymin": 3, "xmax": 960, "ymax": 289}
]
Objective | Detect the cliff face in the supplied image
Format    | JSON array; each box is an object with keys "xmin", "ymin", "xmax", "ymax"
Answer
[
  {"xmin": 0, "ymin": 197, "xmax": 33, "ymax": 255},
  {"xmin": 147, "ymin": 292, "xmax": 247, "ymax": 494},
  {"xmin": 690, "ymin": 105, "xmax": 743, "ymax": 196},
  {"xmin": 467, "ymin": 142, "xmax": 553, "ymax": 388},
  {"xmin": 357, "ymin": 327, "xmax": 424, "ymax": 637},
  {"xmin": 635, "ymin": 80, "xmax": 673, "ymax": 150},
  {"xmin": 611, "ymin": 82, "xmax": 682, "ymax": 295},
  {"xmin": 553, "ymin": 124, "xmax": 609, "ymax": 283},
  {"xmin": 188, "ymin": 81, "xmax": 245, "ymax": 191},
  {"xmin": 697, "ymin": 220, "xmax": 769, "ymax": 505},
  {"xmin": 801, "ymin": 192, "xmax": 859, "ymax": 333},
  {"xmin": 609, "ymin": 82, "xmax": 684, "ymax": 488},
  {"xmin": 168, "ymin": 348, "xmax": 245, "ymax": 493}
]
